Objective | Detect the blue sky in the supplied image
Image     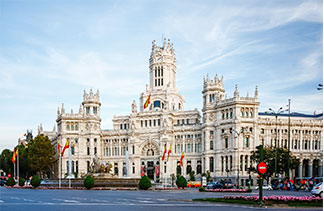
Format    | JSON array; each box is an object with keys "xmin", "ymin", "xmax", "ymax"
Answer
[{"xmin": 0, "ymin": 0, "xmax": 322, "ymax": 151}]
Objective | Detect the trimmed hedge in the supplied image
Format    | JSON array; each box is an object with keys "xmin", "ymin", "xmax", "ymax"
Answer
[
  {"xmin": 139, "ymin": 175, "xmax": 152, "ymax": 190},
  {"xmin": 19, "ymin": 178, "xmax": 25, "ymax": 187},
  {"xmin": 84, "ymin": 175, "xmax": 94, "ymax": 189},
  {"xmin": 31, "ymin": 175, "xmax": 40, "ymax": 188},
  {"xmin": 176, "ymin": 176, "xmax": 187, "ymax": 188},
  {"xmin": 6, "ymin": 177, "xmax": 15, "ymax": 186}
]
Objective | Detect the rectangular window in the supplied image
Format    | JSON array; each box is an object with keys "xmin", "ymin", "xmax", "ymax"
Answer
[
  {"xmin": 158, "ymin": 119, "xmax": 161, "ymax": 126},
  {"xmin": 154, "ymin": 120, "xmax": 156, "ymax": 126},
  {"xmin": 132, "ymin": 145, "xmax": 135, "ymax": 154},
  {"xmin": 145, "ymin": 120, "xmax": 147, "ymax": 127},
  {"xmin": 71, "ymin": 146, "xmax": 75, "ymax": 155},
  {"xmin": 76, "ymin": 161, "xmax": 78, "ymax": 173},
  {"xmin": 87, "ymin": 147, "xmax": 90, "ymax": 155},
  {"xmin": 93, "ymin": 107, "xmax": 97, "ymax": 114},
  {"xmin": 86, "ymin": 107, "xmax": 90, "ymax": 114}
]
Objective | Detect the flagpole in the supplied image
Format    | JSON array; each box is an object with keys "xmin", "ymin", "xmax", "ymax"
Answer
[
  {"xmin": 14, "ymin": 162, "xmax": 16, "ymax": 181},
  {"xmin": 68, "ymin": 140, "xmax": 71, "ymax": 188},
  {"xmin": 17, "ymin": 148, "xmax": 19, "ymax": 180},
  {"xmin": 59, "ymin": 151, "xmax": 61, "ymax": 188}
]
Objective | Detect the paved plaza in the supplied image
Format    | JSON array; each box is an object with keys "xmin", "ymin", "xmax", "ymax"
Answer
[{"xmin": 0, "ymin": 187, "xmax": 320, "ymax": 211}]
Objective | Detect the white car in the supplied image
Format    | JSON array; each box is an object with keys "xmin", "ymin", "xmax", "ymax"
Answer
[
  {"xmin": 255, "ymin": 184, "xmax": 273, "ymax": 190},
  {"xmin": 311, "ymin": 182, "xmax": 323, "ymax": 197}
]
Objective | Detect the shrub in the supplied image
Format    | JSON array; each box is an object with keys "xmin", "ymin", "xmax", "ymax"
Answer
[
  {"xmin": 189, "ymin": 171, "xmax": 196, "ymax": 181},
  {"xmin": 246, "ymin": 187, "xmax": 252, "ymax": 192},
  {"xmin": 199, "ymin": 187, "xmax": 205, "ymax": 192},
  {"xmin": 176, "ymin": 176, "xmax": 187, "ymax": 188},
  {"xmin": 139, "ymin": 175, "xmax": 152, "ymax": 190},
  {"xmin": 31, "ymin": 175, "xmax": 40, "ymax": 188},
  {"xmin": 84, "ymin": 175, "xmax": 94, "ymax": 189},
  {"xmin": 6, "ymin": 177, "xmax": 15, "ymax": 186},
  {"xmin": 19, "ymin": 178, "xmax": 26, "ymax": 187}
]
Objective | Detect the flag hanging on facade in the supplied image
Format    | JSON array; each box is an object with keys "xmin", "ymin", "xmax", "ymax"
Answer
[
  {"xmin": 180, "ymin": 152, "xmax": 184, "ymax": 166},
  {"xmin": 144, "ymin": 94, "xmax": 151, "ymax": 109},
  {"xmin": 58, "ymin": 140, "xmax": 61, "ymax": 155},
  {"xmin": 162, "ymin": 144, "xmax": 167, "ymax": 161},
  {"xmin": 61, "ymin": 138, "xmax": 70, "ymax": 157},
  {"xmin": 167, "ymin": 144, "xmax": 172, "ymax": 162},
  {"xmin": 11, "ymin": 148, "xmax": 16, "ymax": 164}
]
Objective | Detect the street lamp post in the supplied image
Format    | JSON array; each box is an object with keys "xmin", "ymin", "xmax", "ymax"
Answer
[{"xmin": 269, "ymin": 107, "xmax": 285, "ymax": 178}]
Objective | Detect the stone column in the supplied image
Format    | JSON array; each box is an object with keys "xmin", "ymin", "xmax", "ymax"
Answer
[
  {"xmin": 308, "ymin": 164, "xmax": 313, "ymax": 177},
  {"xmin": 298, "ymin": 165, "xmax": 302, "ymax": 177}
]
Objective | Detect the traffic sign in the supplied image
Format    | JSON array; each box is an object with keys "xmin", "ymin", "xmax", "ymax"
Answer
[{"xmin": 257, "ymin": 162, "xmax": 267, "ymax": 174}]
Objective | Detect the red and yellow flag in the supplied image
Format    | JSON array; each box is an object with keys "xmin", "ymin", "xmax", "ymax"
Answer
[
  {"xmin": 11, "ymin": 148, "xmax": 18, "ymax": 164},
  {"xmin": 58, "ymin": 140, "xmax": 61, "ymax": 155},
  {"xmin": 162, "ymin": 144, "xmax": 167, "ymax": 161},
  {"xmin": 61, "ymin": 138, "xmax": 69, "ymax": 157},
  {"xmin": 180, "ymin": 152, "xmax": 184, "ymax": 166},
  {"xmin": 144, "ymin": 94, "xmax": 151, "ymax": 109},
  {"xmin": 167, "ymin": 144, "xmax": 172, "ymax": 162}
]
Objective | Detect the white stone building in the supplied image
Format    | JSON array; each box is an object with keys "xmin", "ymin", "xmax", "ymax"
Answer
[{"xmin": 39, "ymin": 39, "xmax": 323, "ymax": 185}]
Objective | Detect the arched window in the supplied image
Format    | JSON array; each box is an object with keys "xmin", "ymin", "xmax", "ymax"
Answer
[
  {"xmin": 230, "ymin": 111, "xmax": 233, "ymax": 118},
  {"xmin": 240, "ymin": 155, "xmax": 243, "ymax": 171},
  {"xmin": 154, "ymin": 100, "xmax": 161, "ymax": 108},
  {"xmin": 209, "ymin": 157, "xmax": 214, "ymax": 172},
  {"xmin": 66, "ymin": 123, "xmax": 70, "ymax": 130},
  {"xmin": 210, "ymin": 140, "xmax": 214, "ymax": 150},
  {"xmin": 71, "ymin": 123, "xmax": 74, "ymax": 130},
  {"xmin": 221, "ymin": 156, "xmax": 224, "ymax": 172},
  {"xmin": 245, "ymin": 137, "xmax": 249, "ymax": 147},
  {"xmin": 245, "ymin": 155, "xmax": 248, "ymax": 171},
  {"xmin": 147, "ymin": 149, "xmax": 154, "ymax": 156},
  {"xmin": 225, "ymin": 137, "xmax": 228, "ymax": 148},
  {"xmin": 75, "ymin": 123, "xmax": 78, "ymax": 130}
]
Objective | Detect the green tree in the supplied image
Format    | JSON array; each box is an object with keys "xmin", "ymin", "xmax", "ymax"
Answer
[
  {"xmin": 84, "ymin": 175, "xmax": 95, "ymax": 189},
  {"xmin": 139, "ymin": 175, "xmax": 152, "ymax": 190},
  {"xmin": 189, "ymin": 171, "xmax": 196, "ymax": 181},
  {"xmin": 17, "ymin": 144, "xmax": 31, "ymax": 178},
  {"xmin": 0, "ymin": 149, "xmax": 14, "ymax": 175},
  {"xmin": 28, "ymin": 135, "xmax": 55, "ymax": 178},
  {"xmin": 251, "ymin": 146, "xmax": 300, "ymax": 180},
  {"xmin": 176, "ymin": 176, "xmax": 187, "ymax": 188}
]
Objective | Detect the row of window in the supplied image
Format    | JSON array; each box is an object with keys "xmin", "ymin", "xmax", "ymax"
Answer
[
  {"xmin": 85, "ymin": 106, "xmax": 98, "ymax": 114},
  {"xmin": 141, "ymin": 119, "xmax": 161, "ymax": 127},
  {"xmin": 175, "ymin": 134, "xmax": 201, "ymax": 140},
  {"xmin": 261, "ymin": 128, "xmax": 322, "ymax": 135},
  {"xmin": 240, "ymin": 107, "xmax": 254, "ymax": 118},
  {"xmin": 221, "ymin": 109, "xmax": 233, "ymax": 120},
  {"xmin": 154, "ymin": 66, "xmax": 164, "ymax": 87},
  {"xmin": 120, "ymin": 123, "xmax": 129, "ymax": 130},
  {"xmin": 174, "ymin": 143, "xmax": 202, "ymax": 153},
  {"xmin": 66, "ymin": 122, "xmax": 79, "ymax": 131},
  {"xmin": 176, "ymin": 160, "xmax": 202, "ymax": 175}
]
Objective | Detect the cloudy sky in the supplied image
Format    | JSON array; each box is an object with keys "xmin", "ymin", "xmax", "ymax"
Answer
[{"xmin": 0, "ymin": 0, "xmax": 322, "ymax": 151}]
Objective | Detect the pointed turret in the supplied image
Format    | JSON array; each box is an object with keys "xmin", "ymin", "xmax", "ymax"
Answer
[
  {"xmin": 61, "ymin": 103, "xmax": 65, "ymax": 114},
  {"xmin": 254, "ymin": 86, "xmax": 258, "ymax": 99},
  {"xmin": 234, "ymin": 84, "xmax": 239, "ymax": 98}
]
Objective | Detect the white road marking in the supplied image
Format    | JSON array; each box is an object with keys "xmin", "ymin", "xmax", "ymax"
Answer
[
  {"xmin": 0, "ymin": 200, "xmax": 4, "ymax": 203},
  {"xmin": 23, "ymin": 199, "xmax": 35, "ymax": 202}
]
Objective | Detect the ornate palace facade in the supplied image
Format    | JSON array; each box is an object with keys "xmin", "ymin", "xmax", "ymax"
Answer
[{"xmin": 39, "ymin": 39, "xmax": 323, "ymax": 185}]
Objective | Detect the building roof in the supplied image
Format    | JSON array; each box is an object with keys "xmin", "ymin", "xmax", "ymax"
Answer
[{"xmin": 258, "ymin": 112, "xmax": 323, "ymax": 118}]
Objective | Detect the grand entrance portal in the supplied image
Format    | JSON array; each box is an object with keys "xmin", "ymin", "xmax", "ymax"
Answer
[{"xmin": 147, "ymin": 161, "xmax": 155, "ymax": 180}]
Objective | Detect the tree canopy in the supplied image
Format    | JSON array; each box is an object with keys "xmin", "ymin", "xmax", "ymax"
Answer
[
  {"xmin": 27, "ymin": 135, "xmax": 55, "ymax": 178},
  {"xmin": 251, "ymin": 146, "xmax": 300, "ymax": 180}
]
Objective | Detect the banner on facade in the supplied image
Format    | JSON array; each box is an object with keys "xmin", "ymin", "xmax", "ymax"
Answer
[{"xmin": 155, "ymin": 165, "xmax": 160, "ymax": 176}]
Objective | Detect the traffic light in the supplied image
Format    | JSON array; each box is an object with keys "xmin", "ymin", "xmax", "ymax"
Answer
[{"xmin": 256, "ymin": 145, "xmax": 264, "ymax": 162}]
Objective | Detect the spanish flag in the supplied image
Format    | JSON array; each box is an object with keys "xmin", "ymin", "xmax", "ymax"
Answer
[
  {"xmin": 144, "ymin": 94, "xmax": 151, "ymax": 109},
  {"xmin": 167, "ymin": 144, "xmax": 172, "ymax": 162},
  {"xmin": 162, "ymin": 144, "xmax": 167, "ymax": 161},
  {"xmin": 11, "ymin": 148, "xmax": 17, "ymax": 164},
  {"xmin": 61, "ymin": 138, "xmax": 69, "ymax": 157},
  {"xmin": 180, "ymin": 152, "xmax": 184, "ymax": 166},
  {"xmin": 58, "ymin": 140, "xmax": 61, "ymax": 155}
]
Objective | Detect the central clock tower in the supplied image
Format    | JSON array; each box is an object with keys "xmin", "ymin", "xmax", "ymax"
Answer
[
  {"xmin": 149, "ymin": 38, "xmax": 177, "ymax": 91},
  {"xmin": 139, "ymin": 38, "xmax": 185, "ymax": 112}
]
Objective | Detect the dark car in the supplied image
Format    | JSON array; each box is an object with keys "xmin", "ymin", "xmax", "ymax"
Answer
[
  {"xmin": 224, "ymin": 181, "xmax": 233, "ymax": 189},
  {"xmin": 206, "ymin": 181, "xmax": 224, "ymax": 189},
  {"xmin": 0, "ymin": 179, "xmax": 6, "ymax": 186}
]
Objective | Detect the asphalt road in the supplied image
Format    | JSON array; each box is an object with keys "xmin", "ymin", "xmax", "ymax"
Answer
[{"xmin": 0, "ymin": 187, "xmax": 320, "ymax": 211}]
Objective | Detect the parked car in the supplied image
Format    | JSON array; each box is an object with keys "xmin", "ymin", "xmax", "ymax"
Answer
[
  {"xmin": 255, "ymin": 184, "xmax": 273, "ymax": 190},
  {"xmin": 206, "ymin": 182, "xmax": 224, "ymax": 189},
  {"xmin": 311, "ymin": 182, "xmax": 323, "ymax": 197},
  {"xmin": 0, "ymin": 179, "xmax": 6, "ymax": 186},
  {"xmin": 224, "ymin": 181, "xmax": 233, "ymax": 189}
]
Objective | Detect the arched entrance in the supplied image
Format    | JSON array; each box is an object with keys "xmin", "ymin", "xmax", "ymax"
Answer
[
  {"xmin": 313, "ymin": 159, "xmax": 320, "ymax": 177},
  {"xmin": 141, "ymin": 140, "xmax": 160, "ymax": 181},
  {"xmin": 302, "ymin": 159, "xmax": 309, "ymax": 177}
]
